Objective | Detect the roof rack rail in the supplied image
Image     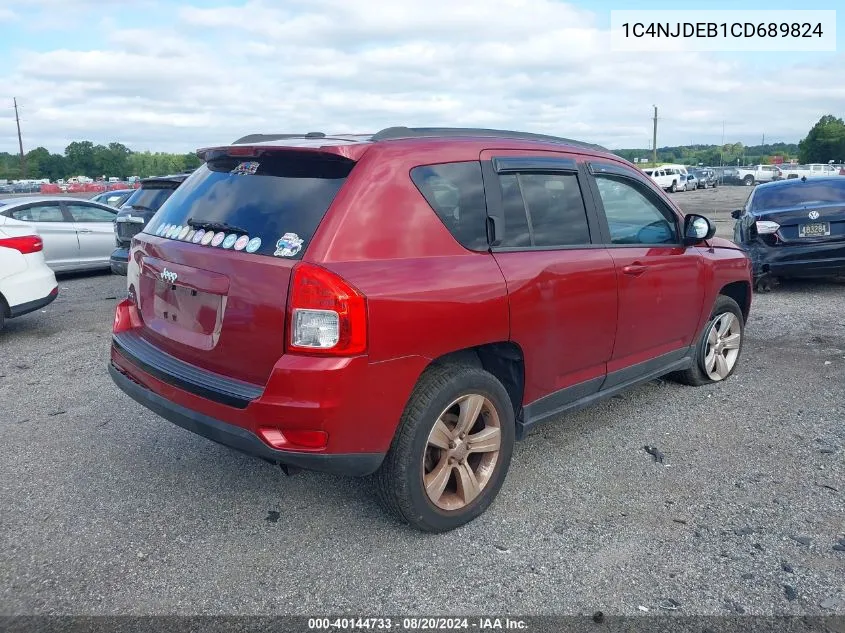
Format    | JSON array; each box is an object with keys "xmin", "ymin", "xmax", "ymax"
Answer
[
  {"xmin": 232, "ymin": 132, "xmax": 327, "ymax": 144},
  {"xmin": 370, "ymin": 126, "xmax": 607, "ymax": 151}
]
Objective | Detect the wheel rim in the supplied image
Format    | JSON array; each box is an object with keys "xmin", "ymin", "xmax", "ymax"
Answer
[
  {"xmin": 422, "ymin": 394, "xmax": 502, "ymax": 511},
  {"xmin": 702, "ymin": 312, "xmax": 741, "ymax": 381}
]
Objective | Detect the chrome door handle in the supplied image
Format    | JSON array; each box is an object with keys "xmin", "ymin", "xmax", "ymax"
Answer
[{"xmin": 78, "ymin": 228, "xmax": 93, "ymax": 233}]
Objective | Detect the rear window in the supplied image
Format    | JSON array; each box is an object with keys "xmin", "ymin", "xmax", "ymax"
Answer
[
  {"xmin": 143, "ymin": 154, "xmax": 354, "ymax": 259},
  {"xmin": 752, "ymin": 180, "xmax": 845, "ymax": 211},
  {"xmin": 124, "ymin": 185, "xmax": 178, "ymax": 212}
]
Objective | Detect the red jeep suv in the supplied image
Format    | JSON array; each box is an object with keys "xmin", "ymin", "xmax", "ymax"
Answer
[{"xmin": 109, "ymin": 127, "xmax": 752, "ymax": 532}]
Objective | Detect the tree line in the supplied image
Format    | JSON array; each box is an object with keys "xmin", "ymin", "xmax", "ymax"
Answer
[
  {"xmin": 614, "ymin": 114, "xmax": 845, "ymax": 167},
  {"xmin": 0, "ymin": 141, "xmax": 203, "ymax": 181},
  {"xmin": 2, "ymin": 114, "xmax": 843, "ymax": 181}
]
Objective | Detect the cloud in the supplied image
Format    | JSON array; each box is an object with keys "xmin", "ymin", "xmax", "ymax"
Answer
[{"xmin": 0, "ymin": 0, "xmax": 842, "ymax": 154}]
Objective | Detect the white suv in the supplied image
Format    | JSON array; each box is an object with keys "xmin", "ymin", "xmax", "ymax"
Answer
[{"xmin": 0, "ymin": 215, "xmax": 59, "ymax": 330}]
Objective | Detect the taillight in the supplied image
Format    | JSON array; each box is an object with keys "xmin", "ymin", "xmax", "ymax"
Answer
[
  {"xmin": 113, "ymin": 297, "xmax": 142, "ymax": 334},
  {"xmin": 0, "ymin": 235, "xmax": 43, "ymax": 254},
  {"xmin": 286, "ymin": 263, "xmax": 367, "ymax": 356}
]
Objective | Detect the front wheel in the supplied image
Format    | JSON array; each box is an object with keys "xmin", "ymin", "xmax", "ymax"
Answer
[
  {"xmin": 670, "ymin": 181, "xmax": 678, "ymax": 193},
  {"xmin": 375, "ymin": 364, "xmax": 515, "ymax": 532},
  {"xmin": 743, "ymin": 175, "xmax": 755, "ymax": 186},
  {"xmin": 672, "ymin": 295, "xmax": 744, "ymax": 386}
]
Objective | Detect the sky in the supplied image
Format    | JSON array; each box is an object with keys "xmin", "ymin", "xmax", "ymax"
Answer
[{"xmin": 0, "ymin": 0, "xmax": 842, "ymax": 155}]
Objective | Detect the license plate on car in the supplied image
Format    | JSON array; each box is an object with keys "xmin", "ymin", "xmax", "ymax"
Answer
[{"xmin": 798, "ymin": 222, "xmax": 830, "ymax": 237}]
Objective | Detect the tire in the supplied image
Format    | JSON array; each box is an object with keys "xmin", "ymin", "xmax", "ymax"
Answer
[
  {"xmin": 670, "ymin": 181, "xmax": 678, "ymax": 193},
  {"xmin": 672, "ymin": 295, "xmax": 744, "ymax": 387},
  {"xmin": 743, "ymin": 175, "xmax": 754, "ymax": 186},
  {"xmin": 0, "ymin": 294, "xmax": 6, "ymax": 332},
  {"xmin": 375, "ymin": 364, "xmax": 515, "ymax": 532}
]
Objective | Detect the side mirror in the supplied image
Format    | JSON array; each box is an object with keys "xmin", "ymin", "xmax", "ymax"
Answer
[
  {"xmin": 683, "ymin": 214, "xmax": 716, "ymax": 245},
  {"xmin": 730, "ymin": 209, "xmax": 743, "ymax": 220}
]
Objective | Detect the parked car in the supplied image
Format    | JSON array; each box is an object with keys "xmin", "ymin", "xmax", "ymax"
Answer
[
  {"xmin": 731, "ymin": 176, "xmax": 845, "ymax": 289},
  {"xmin": 108, "ymin": 126, "xmax": 753, "ymax": 532},
  {"xmin": 692, "ymin": 168, "xmax": 718, "ymax": 189},
  {"xmin": 778, "ymin": 163, "xmax": 842, "ymax": 180},
  {"xmin": 90, "ymin": 189, "xmax": 134, "ymax": 208},
  {"xmin": 736, "ymin": 164, "xmax": 782, "ymax": 186},
  {"xmin": 0, "ymin": 197, "xmax": 118, "ymax": 272},
  {"xmin": 110, "ymin": 174, "xmax": 190, "ymax": 275},
  {"xmin": 682, "ymin": 173, "xmax": 698, "ymax": 191},
  {"xmin": 0, "ymin": 214, "xmax": 59, "ymax": 331},
  {"xmin": 642, "ymin": 167, "xmax": 684, "ymax": 192}
]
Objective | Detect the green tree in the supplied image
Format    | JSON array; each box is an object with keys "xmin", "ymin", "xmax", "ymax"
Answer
[
  {"xmin": 798, "ymin": 115, "xmax": 845, "ymax": 163},
  {"xmin": 25, "ymin": 147, "xmax": 66, "ymax": 181},
  {"xmin": 64, "ymin": 141, "xmax": 96, "ymax": 177}
]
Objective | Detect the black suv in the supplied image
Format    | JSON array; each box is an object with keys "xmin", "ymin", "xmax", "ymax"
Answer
[{"xmin": 110, "ymin": 173, "xmax": 190, "ymax": 275}]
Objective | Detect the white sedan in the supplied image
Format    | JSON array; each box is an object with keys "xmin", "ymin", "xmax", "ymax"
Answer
[
  {"xmin": 0, "ymin": 214, "xmax": 58, "ymax": 331},
  {"xmin": 0, "ymin": 196, "xmax": 118, "ymax": 272}
]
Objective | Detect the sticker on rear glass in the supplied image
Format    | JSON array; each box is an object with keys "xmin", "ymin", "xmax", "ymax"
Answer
[
  {"xmin": 234, "ymin": 235, "xmax": 250, "ymax": 251},
  {"xmin": 192, "ymin": 229, "xmax": 205, "ymax": 244},
  {"xmin": 231, "ymin": 161, "xmax": 260, "ymax": 176},
  {"xmin": 211, "ymin": 232, "xmax": 226, "ymax": 247},
  {"xmin": 273, "ymin": 233, "xmax": 303, "ymax": 257},
  {"xmin": 167, "ymin": 225, "xmax": 179, "ymax": 239},
  {"xmin": 179, "ymin": 226, "xmax": 191, "ymax": 241},
  {"xmin": 245, "ymin": 237, "xmax": 261, "ymax": 253},
  {"xmin": 156, "ymin": 224, "xmax": 166, "ymax": 236},
  {"xmin": 222, "ymin": 234, "xmax": 237, "ymax": 249},
  {"xmin": 201, "ymin": 231, "xmax": 215, "ymax": 246}
]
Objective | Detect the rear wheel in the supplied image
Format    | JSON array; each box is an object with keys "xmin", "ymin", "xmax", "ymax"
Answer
[
  {"xmin": 375, "ymin": 364, "xmax": 515, "ymax": 532},
  {"xmin": 743, "ymin": 175, "xmax": 755, "ymax": 186},
  {"xmin": 670, "ymin": 181, "xmax": 678, "ymax": 193},
  {"xmin": 673, "ymin": 295, "xmax": 744, "ymax": 386}
]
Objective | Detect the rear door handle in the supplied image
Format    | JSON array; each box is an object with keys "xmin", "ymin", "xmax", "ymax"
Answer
[
  {"xmin": 622, "ymin": 263, "xmax": 647, "ymax": 276},
  {"xmin": 77, "ymin": 228, "xmax": 93, "ymax": 233}
]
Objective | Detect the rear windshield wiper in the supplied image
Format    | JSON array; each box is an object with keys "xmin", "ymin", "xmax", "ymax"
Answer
[
  {"xmin": 129, "ymin": 204, "xmax": 154, "ymax": 212},
  {"xmin": 186, "ymin": 218, "xmax": 249, "ymax": 234}
]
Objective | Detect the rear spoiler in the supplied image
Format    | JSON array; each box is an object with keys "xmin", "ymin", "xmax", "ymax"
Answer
[{"xmin": 196, "ymin": 141, "xmax": 370, "ymax": 162}]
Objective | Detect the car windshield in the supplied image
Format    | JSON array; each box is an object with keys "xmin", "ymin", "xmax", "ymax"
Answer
[{"xmin": 752, "ymin": 180, "xmax": 845, "ymax": 211}]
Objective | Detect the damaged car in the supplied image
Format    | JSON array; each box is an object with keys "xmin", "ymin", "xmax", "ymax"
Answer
[{"xmin": 732, "ymin": 176, "xmax": 845, "ymax": 290}]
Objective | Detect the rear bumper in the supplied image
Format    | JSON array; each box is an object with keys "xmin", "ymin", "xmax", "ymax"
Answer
[
  {"xmin": 110, "ymin": 247, "xmax": 129, "ymax": 276},
  {"xmin": 9, "ymin": 286, "xmax": 58, "ymax": 318},
  {"xmin": 109, "ymin": 362, "xmax": 385, "ymax": 476},
  {"xmin": 749, "ymin": 240, "xmax": 845, "ymax": 279}
]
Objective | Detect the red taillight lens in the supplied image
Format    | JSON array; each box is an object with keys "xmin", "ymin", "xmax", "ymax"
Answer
[
  {"xmin": 113, "ymin": 297, "xmax": 142, "ymax": 334},
  {"xmin": 286, "ymin": 262, "xmax": 367, "ymax": 356},
  {"xmin": 0, "ymin": 235, "xmax": 43, "ymax": 254}
]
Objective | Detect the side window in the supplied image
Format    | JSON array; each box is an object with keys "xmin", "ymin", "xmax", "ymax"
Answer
[
  {"xmin": 594, "ymin": 175, "xmax": 679, "ymax": 245},
  {"xmin": 9, "ymin": 204, "xmax": 64, "ymax": 222},
  {"xmin": 67, "ymin": 204, "xmax": 117, "ymax": 222},
  {"xmin": 410, "ymin": 161, "xmax": 488, "ymax": 250},
  {"xmin": 498, "ymin": 172, "xmax": 591, "ymax": 248}
]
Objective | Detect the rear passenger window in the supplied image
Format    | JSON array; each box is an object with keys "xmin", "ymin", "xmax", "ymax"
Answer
[
  {"xmin": 498, "ymin": 172, "xmax": 591, "ymax": 248},
  {"xmin": 410, "ymin": 162, "xmax": 489, "ymax": 251}
]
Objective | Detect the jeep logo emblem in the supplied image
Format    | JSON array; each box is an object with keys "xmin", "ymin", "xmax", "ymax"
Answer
[{"xmin": 160, "ymin": 268, "xmax": 178, "ymax": 283}]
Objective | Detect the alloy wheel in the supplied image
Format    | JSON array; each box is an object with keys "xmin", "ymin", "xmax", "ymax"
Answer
[
  {"xmin": 422, "ymin": 394, "xmax": 502, "ymax": 511},
  {"xmin": 703, "ymin": 312, "xmax": 742, "ymax": 381}
]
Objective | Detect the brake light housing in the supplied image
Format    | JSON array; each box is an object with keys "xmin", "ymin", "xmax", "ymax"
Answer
[
  {"xmin": 0, "ymin": 235, "xmax": 43, "ymax": 254},
  {"xmin": 286, "ymin": 263, "xmax": 367, "ymax": 356},
  {"xmin": 113, "ymin": 297, "xmax": 142, "ymax": 334}
]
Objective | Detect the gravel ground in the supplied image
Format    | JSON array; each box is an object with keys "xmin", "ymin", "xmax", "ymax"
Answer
[{"xmin": 1, "ymin": 186, "xmax": 843, "ymax": 617}]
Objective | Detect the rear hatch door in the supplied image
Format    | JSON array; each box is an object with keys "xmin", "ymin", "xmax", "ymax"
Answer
[{"xmin": 125, "ymin": 150, "xmax": 357, "ymax": 387}]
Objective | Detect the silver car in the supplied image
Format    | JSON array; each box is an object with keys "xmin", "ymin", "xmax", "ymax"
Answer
[{"xmin": 0, "ymin": 196, "xmax": 118, "ymax": 272}]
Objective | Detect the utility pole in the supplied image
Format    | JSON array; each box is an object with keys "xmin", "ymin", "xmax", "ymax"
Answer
[
  {"xmin": 652, "ymin": 105, "xmax": 658, "ymax": 164},
  {"xmin": 14, "ymin": 98, "xmax": 26, "ymax": 178}
]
